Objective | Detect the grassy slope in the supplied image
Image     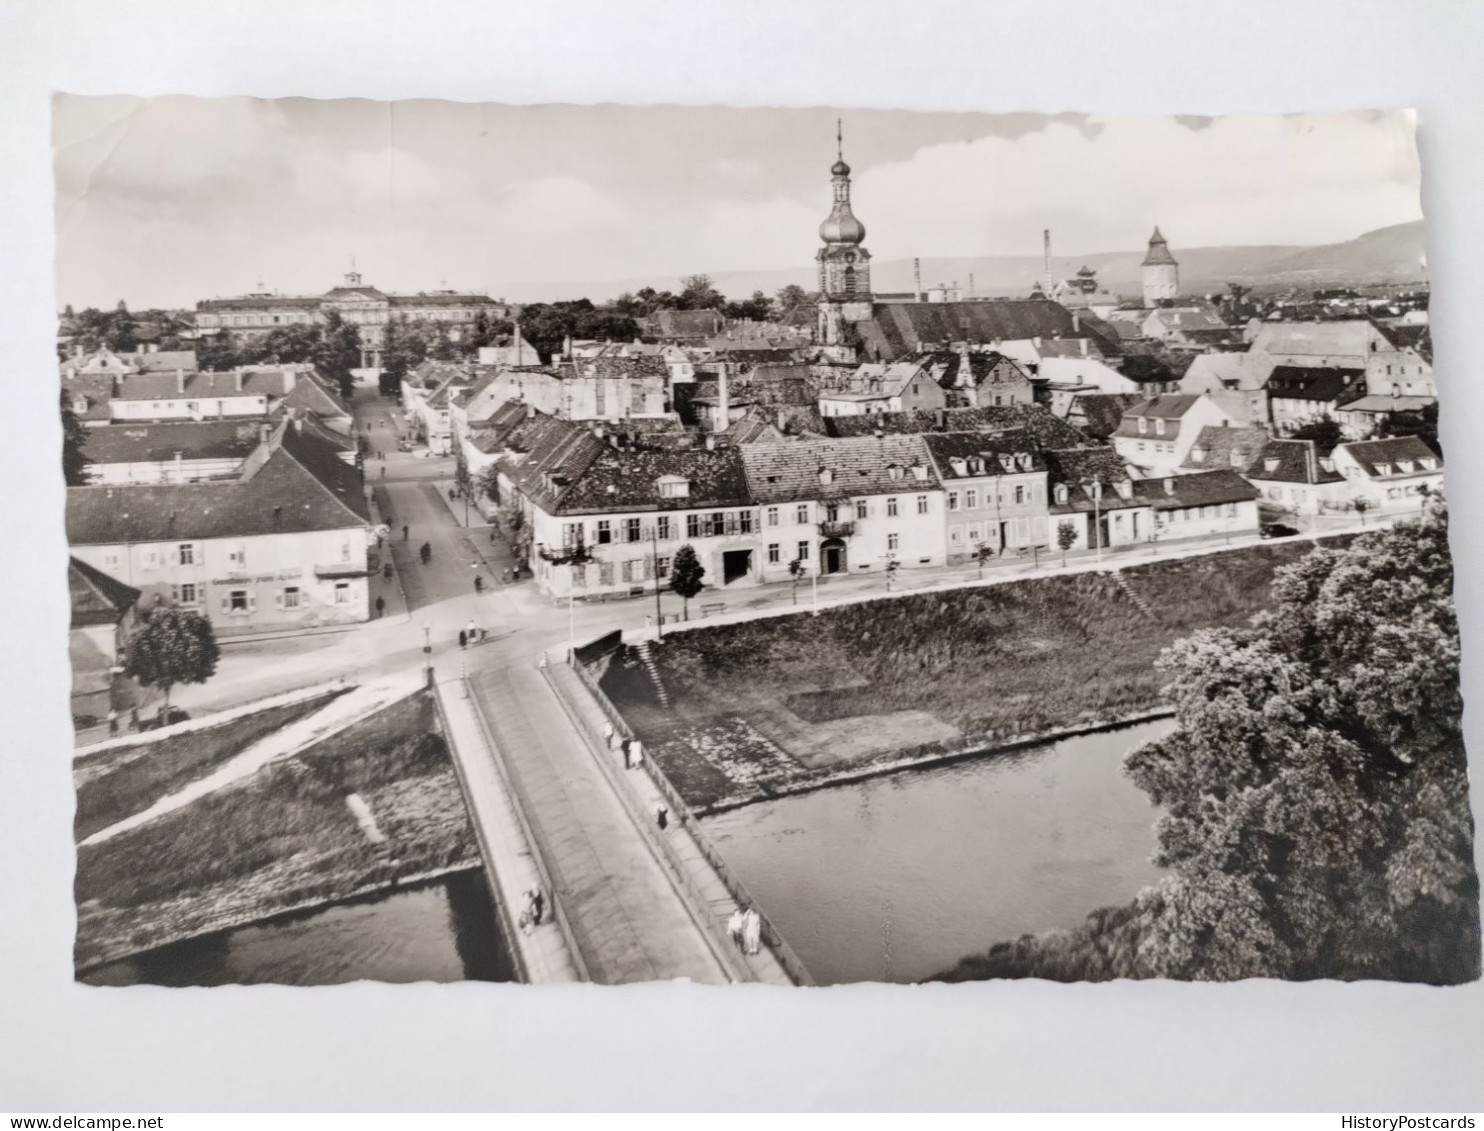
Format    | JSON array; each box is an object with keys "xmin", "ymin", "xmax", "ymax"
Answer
[
  {"xmin": 74, "ymin": 691, "xmax": 477, "ymax": 968},
  {"xmin": 603, "ymin": 541, "xmax": 1339, "ymax": 811},
  {"xmin": 73, "ymin": 691, "xmax": 345, "ymax": 841}
]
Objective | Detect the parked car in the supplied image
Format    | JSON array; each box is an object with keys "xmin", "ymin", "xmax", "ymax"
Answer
[{"xmin": 1261, "ymin": 523, "xmax": 1301, "ymax": 539}]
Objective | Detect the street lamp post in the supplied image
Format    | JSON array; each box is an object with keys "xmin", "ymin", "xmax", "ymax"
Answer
[{"xmin": 422, "ymin": 625, "xmax": 433, "ymax": 684}]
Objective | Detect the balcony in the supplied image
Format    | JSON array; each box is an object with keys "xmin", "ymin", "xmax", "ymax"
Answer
[{"xmin": 818, "ymin": 520, "xmax": 856, "ymax": 538}]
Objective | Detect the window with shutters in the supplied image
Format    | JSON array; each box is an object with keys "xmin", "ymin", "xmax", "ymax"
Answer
[
  {"xmin": 767, "ymin": 543, "xmax": 780, "ymax": 563},
  {"xmin": 766, "ymin": 506, "xmax": 780, "ymax": 527},
  {"xmin": 282, "ymin": 586, "xmax": 302, "ymax": 609},
  {"xmin": 888, "ymin": 533, "xmax": 900, "ymax": 551},
  {"xmin": 656, "ymin": 557, "xmax": 671, "ymax": 579},
  {"xmin": 572, "ymin": 564, "xmax": 587, "ymax": 588},
  {"xmin": 686, "ymin": 514, "xmax": 701, "ymax": 538},
  {"xmin": 1015, "ymin": 485, "xmax": 1026, "ymax": 505},
  {"xmin": 624, "ymin": 518, "xmax": 642, "ymax": 543},
  {"xmin": 178, "ymin": 543, "xmax": 195, "ymax": 565},
  {"xmin": 227, "ymin": 589, "xmax": 250, "ymax": 612},
  {"xmin": 596, "ymin": 520, "xmax": 612, "ymax": 545},
  {"xmin": 964, "ymin": 489, "xmax": 977, "ymax": 510},
  {"xmin": 228, "ymin": 545, "xmax": 246, "ymax": 568},
  {"xmin": 598, "ymin": 562, "xmax": 614, "ymax": 586},
  {"xmin": 178, "ymin": 583, "xmax": 199, "ymax": 605},
  {"xmin": 916, "ymin": 495, "xmax": 928, "ymax": 514},
  {"xmin": 948, "ymin": 492, "xmax": 960, "ymax": 512},
  {"xmin": 796, "ymin": 541, "xmax": 810, "ymax": 561},
  {"xmin": 795, "ymin": 504, "xmax": 809, "ymax": 525},
  {"xmin": 855, "ymin": 499, "xmax": 868, "ymax": 519},
  {"xmin": 656, "ymin": 515, "xmax": 673, "ymax": 541},
  {"xmin": 886, "ymin": 497, "xmax": 899, "ymax": 517},
  {"xmin": 739, "ymin": 510, "xmax": 754, "ymax": 534}
]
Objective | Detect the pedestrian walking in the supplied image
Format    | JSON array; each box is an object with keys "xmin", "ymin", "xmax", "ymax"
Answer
[
  {"xmin": 129, "ymin": 705, "xmax": 140, "ymax": 731},
  {"xmin": 604, "ymin": 721, "xmax": 616, "ymax": 752},
  {"xmin": 621, "ymin": 737, "xmax": 632, "ymax": 769},
  {"xmin": 466, "ymin": 619, "xmax": 478, "ymax": 643},
  {"xmin": 459, "ymin": 629, "xmax": 467, "ymax": 649},
  {"xmin": 474, "ymin": 574, "xmax": 484, "ymax": 593},
  {"xmin": 727, "ymin": 908, "xmax": 745, "ymax": 950},
  {"xmin": 107, "ymin": 708, "xmax": 119, "ymax": 737},
  {"xmin": 403, "ymin": 524, "xmax": 409, "ymax": 542},
  {"xmin": 628, "ymin": 738, "xmax": 644, "ymax": 769},
  {"xmin": 742, "ymin": 908, "xmax": 762, "ymax": 956},
  {"xmin": 656, "ymin": 805, "xmax": 669, "ymax": 832},
  {"xmin": 531, "ymin": 888, "xmax": 545, "ymax": 926},
  {"xmin": 374, "ymin": 595, "xmax": 385, "ymax": 618}
]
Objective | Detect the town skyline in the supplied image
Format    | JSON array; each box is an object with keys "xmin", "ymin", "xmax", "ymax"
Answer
[{"xmin": 54, "ymin": 98, "xmax": 1423, "ymax": 310}]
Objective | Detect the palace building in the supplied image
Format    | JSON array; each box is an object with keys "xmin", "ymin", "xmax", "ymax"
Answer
[{"xmin": 195, "ymin": 269, "xmax": 512, "ymax": 368}]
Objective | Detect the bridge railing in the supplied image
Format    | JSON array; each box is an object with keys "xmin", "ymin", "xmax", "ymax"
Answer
[{"xmin": 563, "ymin": 654, "xmax": 816, "ymax": 987}]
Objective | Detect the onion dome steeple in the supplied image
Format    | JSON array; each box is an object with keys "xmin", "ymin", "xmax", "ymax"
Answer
[{"xmin": 819, "ymin": 119, "xmax": 867, "ymax": 246}]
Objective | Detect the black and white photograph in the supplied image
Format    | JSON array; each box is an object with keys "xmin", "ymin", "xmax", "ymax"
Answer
[{"xmin": 53, "ymin": 97, "xmax": 1477, "ymax": 991}]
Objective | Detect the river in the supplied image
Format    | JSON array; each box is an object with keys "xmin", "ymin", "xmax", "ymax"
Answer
[
  {"xmin": 702, "ymin": 717, "xmax": 1175, "ymax": 985},
  {"xmin": 82, "ymin": 870, "xmax": 514, "ymax": 987}
]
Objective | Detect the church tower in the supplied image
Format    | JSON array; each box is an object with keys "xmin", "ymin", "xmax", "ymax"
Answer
[
  {"xmin": 816, "ymin": 122, "xmax": 873, "ymax": 358},
  {"xmin": 1141, "ymin": 227, "xmax": 1179, "ymax": 307}
]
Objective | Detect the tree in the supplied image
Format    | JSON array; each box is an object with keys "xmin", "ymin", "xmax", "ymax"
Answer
[
  {"xmin": 775, "ymin": 284, "xmax": 810, "ymax": 314},
  {"xmin": 121, "ymin": 606, "xmax": 220, "ymax": 724},
  {"xmin": 973, "ymin": 541, "xmax": 996, "ymax": 579},
  {"xmin": 1056, "ymin": 520, "xmax": 1078, "ymax": 564},
  {"xmin": 1380, "ymin": 401, "xmax": 1440, "ymax": 454},
  {"xmin": 787, "ymin": 557, "xmax": 805, "ymax": 605},
  {"xmin": 678, "ymin": 274, "xmax": 724, "ymax": 311},
  {"xmin": 60, "ymin": 390, "xmax": 90, "ymax": 486},
  {"xmin": 724, "ymin": 290, "xmax": 775, "ymax": 322},
  {"xmin": 1351, "ymin": 496, "xmax": 1372, "ymax": 526},
  {"xmin": 1288, "ymin": 418, "xmax": 1342, "ymax": 452},
  {"xmin": 939, "ymin": 505, "xmax": 1479, "ymax": 984},
  {"xmin": 668, "ymin": 544, "xmax": 706, "ymax": 620}
]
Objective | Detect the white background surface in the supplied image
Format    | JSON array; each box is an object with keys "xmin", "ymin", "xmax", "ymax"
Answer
[{"xmin": 1, "ymin": 0, "xmax": 1481, "ymax": 1113}]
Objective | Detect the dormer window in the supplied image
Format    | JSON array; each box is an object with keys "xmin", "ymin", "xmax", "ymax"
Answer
[
  {"xmin": 818, "ymin": 468, "xmax": 834, "ymax": 486},
  {"xmin": 999, "ymin": 454, "xmax": 1015, "ymax": 473},
  {"xmin": 72, "ymin": 398, "xmax": 87, "ymax": 414},
  {"xmin": 1116, "ymin": 480, "xmax": 1133, "ymax": 500},
  {"xmin": 1191, "ymin": 447, "xmax": 1207, "ymax": 463},
  {"xmin": 887, "ymin": 464, "xmax": 904, "ymax": 481},
  {"xmin": 1163, "ymin": 478, "xmax": 1175, "ymax": 495},
  {"xmin": 1229, "ymin": 451, "xmax": 1244, "ymax": 468},
  {"xmin": 1374, "ymin": 462, "xmax": 1392, "ymax": 476},
  {"xmin": 1264, "ymin": 457, "xmax": 1280, "ymax": 473},
  {"xmin": 950, "ymin": 457, "xmax": 968, "ymax": 477},
  {"xmin": 1054, "ymin": 484, "xmax": 1069, "ymax": 505},
  {"xmin": 1137, "ymin": 417, "xmax": 1148, "ymax": 434},
  {"xmin": 1016, "ymin": 453, "xmax": 1033, "ymax": 471},
  {"xmin": 1396, "ymin": 460, "xmax": 1415, "ymax": 474},
  {"xmin": 657, "ymin": 475, "xmax": 690, "ymax": 499},
  {"xmin": 1154, "ymin": 419, "xmax": 1166, "ymax": 436},
  {"xmin": 912, "ymin": 464, "xmax": 929, "ymax": 481},
  {"xmin": 1420, "ymin": 457, "xmax": 1438, "ymax": 471}
]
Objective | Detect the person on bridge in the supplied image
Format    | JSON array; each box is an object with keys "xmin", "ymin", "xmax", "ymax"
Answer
[
  {"xmin": 458, "ymin": 629, "xmax": 467, "ymax": 649},
  {"xmin": 402, "ymin": 525, "xmax": 409, "ymax": 542},
  {"xmin": 374, "ymin": 595, "xmax": 385, "ymax": 618},
  {"xmin": 420, "ymin": 542, "xmax": 432, "ymax": 564},
  {"xmin": 742, "ymin": 908, "xmax": 762, "ymax": 955},
  {"xmin": 531, "ymin": 888, "xmax": 545, "ymax": 926},
  {"xmin": 474, "ymin": 574, "xmax": 484, "ymax": 593},
  {"xmin": 727, "ymin": 908, "xmax": 745, "ymax": 950},
  {"xmin": 656, "ymin": 805, "xmax": 669, "ymax": 832}
]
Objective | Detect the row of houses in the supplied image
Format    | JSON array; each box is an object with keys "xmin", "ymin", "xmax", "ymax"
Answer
[{"xmin": 476, "ymin": 403, "xmax": 1263, "ymax": 602}]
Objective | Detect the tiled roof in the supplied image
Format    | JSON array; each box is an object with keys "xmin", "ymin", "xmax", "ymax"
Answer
[
  {"xmin": 1336, "ymin": 394, "xmax": 1435, "ymax": 414},
  {"xmin": 197, "ymin": 295, "xmax": 323, "ymax": 312},
  {"xmin": 280, "ymin": 372, "xmax": 348, "ymax": 417},
  {"xmin": 1246, "ymin": 439, "xmax": 1345, "ymax": 485},
  {"xmin": 741, "ymin": 436, "xmax": 938, "ymax": 503},
  {"xmin": 1249, "ymin": 319, "xmax": 1395, "ymax": 359},
  {"xmin": 1119, "ymin": 354, "xmax": 1181, "ymax": 384},
  {"xmin": 1149, "ymin": 309, "xmax": 1227, "ymax": 332},
  {"xmin": 821, "ymin": 404, "xmax": 1088, "ymax": 449},
  {"xmin": 1266, "ymin": 365, "xmax": 1365, "ymax": 403},
  {"xmin": 69, "ymin": 557, "xmax": 140, "ymax": 628},
  {"xmin": 580, "ymin": 355, "xmax": 669, "ymax": 380},
  {"xmin": 112, "ymin": 369, "xmax": 293, "ymax": 402},
  {"xmin": 495, "ymin": 415, "xmax": 608, "ymax": 512},
  {"xmin": 1121, "ymin": 394, "xmax": 1201, "ymax": 420},
  {"xmin": 554, "ymin": 445, "xmax": 752, "ymax": 515},
  {"xmin": 128, "ymin": 350, "xmax": 200, "ymax": 374},
  {"xmin": 387, "ymin": 292, "xmax": 501, "ymax": 308},
  {"xmin": 855, "ymin": 300, "xmax": 1094, "ymax": 360},
  {"xmin": 922, "ymin": 431, "xmax": 1045, "ymax": 478},
  {"xmin": 1338, "ymin": 436, "xmax": 1442, "ymax": 478},
  {"xmin": 61, "ymin": 374, "xmax": 115, "ymax": 421},
  {"xmin": 1181, "ymin": 426, "xmax": 1272, "ymax": 474},
  {"xmin": 66, "ymin": 425, "xmax": 368, "ymax": 545},
  {"xmin": 1131, "ymin": 469, "xmax": 1259, "ymax": 509},
  {"xmin": 1069, "ymin": 394, "xmax": 1143, "ymax": 439},
  {"xmin": 1043, "ymin": 448, "xmax": 1142, "ymax": 512},
  {"xmin": 80, "ymin": 421, "xmax": 266, "ymax": 465}
]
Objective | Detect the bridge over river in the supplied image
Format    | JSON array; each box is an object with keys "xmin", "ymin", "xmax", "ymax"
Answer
[{"xmin": 433, "ymin": 659, "xmax": 805, "ymax": 986}]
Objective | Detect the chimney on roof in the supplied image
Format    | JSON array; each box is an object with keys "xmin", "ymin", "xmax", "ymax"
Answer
[
  {"xmin": 176, "ymin": 368, "xmax": 186, "ymax": 395},
  {"xmin": 957, "ymin": 341, "xmax": 972, "ymax": 389},
  {"xmin": 1073, "ymin": 311, "xmax": 1081, "ymax": 333},
  {"xmin": 234, "ymin": 370, "xmax": 244, "ymax": 393},
  {"xmin": 1080, "ymin": 338, "xmax": 1089, "ymax": 357},
  {"xmin": 716, "ymin": 361, "xmax": 730, "ymax": 432}
]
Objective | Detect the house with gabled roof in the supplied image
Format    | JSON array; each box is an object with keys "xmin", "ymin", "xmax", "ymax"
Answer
[
  {"xmin": 68, "ymin": 557, "xmax": 140, "ymax": 724},
  {"xmin": 79, "ymin": 420, "xmax": 270, "ymax": 485},
  {"xmin": 1330, "ymin": 436, "xmax": 1444, "ymax": 516},
  {"xmin": 921, "ymin": 431, "xmax": 1049, "ymax": 564},
  {"xmin": 1043, "ymin": 447, "xmax": 1153, "ymax": 552},
  {"xmin": 1266, "ymin": 364, "xmax": 1366, "ymax": 435},
  {"xmin": 1110, "ymin": 394, "xmax": 1238, "ymax": 475},
  {"xmin": 1131, "ymin": 470, "xmax": 1260, "ymax": 541},
  {"xmin": 1242, "ymin": 438, "xmax": 1350, "ymax": 517},
  {"xmin": 741, "ymin": 435, "xmax": 946, "ymax": 580},
  {"xmin": 66, "ymin": 422, "xmax": 373, "ymax": 637},
  {"xmin": 818, "ymin": 358, "xmax": 946, "ymax": 417}
]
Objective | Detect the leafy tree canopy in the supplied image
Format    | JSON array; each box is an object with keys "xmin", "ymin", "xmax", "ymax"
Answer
[
  {"xmin": 60, "ymin": 389, "xmax": 90, "ymax": 486},
  {"xmin": 940, "ymin": 506, "xmax": 1479, "ymax": 984},
  {"xmin": 121, "ymin": 606, "xmax": 221, "ymax": 720}
]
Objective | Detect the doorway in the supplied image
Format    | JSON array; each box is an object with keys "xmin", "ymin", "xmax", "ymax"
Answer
[
  {"xmin": 722, "ymin": 549, "xmax": 753, "ymax": 586},
  {"xmin": 821, "ymin": 538, "xmax": 848, "ymax": 575}
]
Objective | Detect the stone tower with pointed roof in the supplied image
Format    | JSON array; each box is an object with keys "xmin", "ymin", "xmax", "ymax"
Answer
[
  {"xmin": 1142, "ymin": 227, "xmax": 1179, "ymax": 307},
  {"xmin": 816, "ymin": 122, "xmax": 874, "ymax": 360}
]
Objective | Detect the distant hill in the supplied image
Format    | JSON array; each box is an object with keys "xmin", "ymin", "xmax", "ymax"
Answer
[{"xmin": 499, "ymin": 220, "xmax": 1428, "ymax": 304}]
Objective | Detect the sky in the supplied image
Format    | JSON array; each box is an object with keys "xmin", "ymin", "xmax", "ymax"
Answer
[{"xmin": 52, "ymin": 97, "xmax": 1423, "ymax": 310}]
